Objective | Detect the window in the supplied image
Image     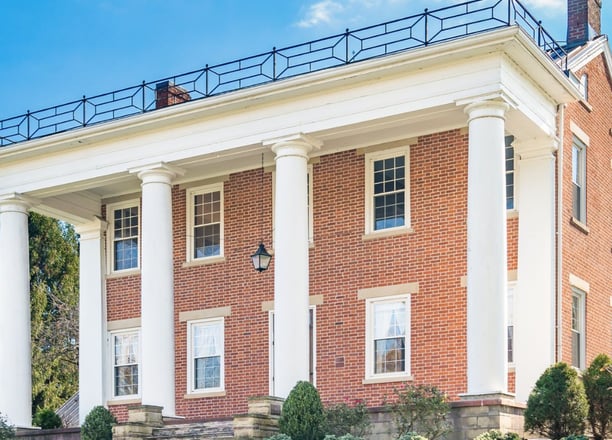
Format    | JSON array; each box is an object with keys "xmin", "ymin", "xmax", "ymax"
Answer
[
  {"xmin": 507, "ymin": 284, "xmax": 515, "ymax": 364},
  {"xmin": 571, "ymin": 289, "xmax": 585, "ymax": 369},
  {"xmin": 269, "ymin": 307, "xmax": 316, "ymax": 394},
  {"xmin": 188, "ymin": 318, "xmax": 224, "ymax": 393},
  {"xmin": 187, "ymin": 184, "xmax": 224, "ymax": 260},
  {"xmin": 111, "ymin": 330, "xmax": 140, "ymax": 398},
  {"xmin": 366, "ymin": 295, "xmax": 410, "ymax": 379},
  {"xmin": 365, "ymin": 147, "xmax": 410, "ymax": 234},
  {"xmin": 505, "ymin": 136, "xmax": 515, "ymax": 210},
  {"xmin": 572, "ymin": 136, "xmax": 587, "ymax": 223},
  {"xmin": 108, "ymin": 202, "xmax": 139, "ymax": 272}
]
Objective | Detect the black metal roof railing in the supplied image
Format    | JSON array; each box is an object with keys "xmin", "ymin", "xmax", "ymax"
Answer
[{"xmin": 0, "ymin": 0, "xmax": 567, "ymax": 148}]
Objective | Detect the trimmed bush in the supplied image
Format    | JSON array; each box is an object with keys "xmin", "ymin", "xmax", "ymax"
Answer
[
  {"xmin": 279, "ymin": 381, "xmax": 325, "ymax": 440},
  {"xmin": 33, "ymin": 408, "xmax": 62, "ymax": 429},
  {"xmin": 473, "ymin": 430, "xmax": 520, "ymax": 440},
  {"xmin": 81, "ymin": 406, "xmax": 116, "ymax": 440},
  {"xmin": 583, "ymin": 354, "xmax": 612, "ymax": 440},
  {"xmin": 267, "ymin": 434, "xmax": 293, "ymax": 440},
  {"xmin": 323, "ymin": 401, "xmax": 371, "ymax": 437},
  {"xmin": 0, "ymin": 413, "xmax": 15, "ymax": 440},
  {"xmin": 397, "ymin": 433, "xmax": 428, "ymax": 440},
  {"xmin": 324, "ymin": 435, "xmax": 364, "ymax": 440},
  {"xmin": 524, "ymin": 362, "xmax": 588, "ymax": 440},
  {"xmin": 388, "ymin": 384, "xmax": 451, "ymax": 440}
]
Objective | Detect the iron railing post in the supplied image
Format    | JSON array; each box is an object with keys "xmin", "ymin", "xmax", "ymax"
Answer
[
  {"xmin": 424, "ymin": 8, "xmax": 429, "ymax": 45},
  {"xmin": 26, "ymin": 111, "xmax": 30, "ymax": 140},
  {"xmin": 507, "ymin": 0, "xmax": 512, "ymax": 25},
  {"xmin": 345, "ymin": 28, "xmax": 350, "ymax": 63},
  {"xmin": 142, "ymin": 81, "xmax": 146, "ymax": 112},
  {"xmin": 272, "ymin": 47, "xmax": 277, "ymax": 80},
  {"xmin": 205, "ymin": 65, "xmax": 209, "ymax": 96},
  {"xmin": 538, "ymin": 20, "xmax": 542, "ymax": 46},
  {"xmin": 82, "ymin": 96, "xmax": 87, "ymax": 127}
]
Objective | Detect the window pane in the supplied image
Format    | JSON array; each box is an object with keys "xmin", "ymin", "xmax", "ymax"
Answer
[
  {"xmin": 193, "ymin": 323, "xmax": 221, "ymax": 358},
  {"xmin": 115, "ymin": 365, "xmax": 139, "ymax": 396},
  {"xmin": 113, "ymin": 206, "xmax": 139, "ymax": 270},
  {"xmin": 195, "ymin": 356, "xmax": 221, "ymax": 389},
  {"xmin": 374, "ymin": 302, "xmax": 406, "ymax": 339},
  {"xmin": 113, "ymin": 332, "xmax": 139, "ymax": 397},
  {"xmin": 372, "ymin": 155, "xmax": 405, "ymax": 231},
  {"xmin": 374, "ymin": 338, "xmax": 405, "ymax": 373}
]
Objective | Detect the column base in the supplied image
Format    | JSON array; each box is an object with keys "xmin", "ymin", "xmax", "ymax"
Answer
[{"xmin": 450, "ymin": 393, "xmax": 525, "ymax": 440}]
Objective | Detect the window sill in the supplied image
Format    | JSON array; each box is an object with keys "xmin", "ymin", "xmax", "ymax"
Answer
[
  {"xmin": 106, "ymin": 268, "xmax": 141, "ymax": 279},
  {"xmin": 182, "ymin": 256, "xmax": 226, "ymax": 268},
  {"xmin": 184, "ymin": 390, "xmax": 226, "ymax": 399},
  {"xmin": 506, "ymin": 209, "xmax": 518, "ymax": 219},
  {"xmin": 570, "ymin": 217, "xmax": 590, "ymax": 235},
  {"xmin": 107, "ymin": 398, "xmax": 141, "ymax": 406},
  {"xmin": 362, "ymin": 374, "xmax": 413, "ymax": 385},
  {"xmin": 362, "ymin": 227, "xmax": 414, "ymax": 241}
]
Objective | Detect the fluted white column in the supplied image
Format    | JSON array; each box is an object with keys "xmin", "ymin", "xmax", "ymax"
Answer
[
  {"xmin": 514, "ymin": 139, "xmax": 557, "ymax": 402},
  {"xmin": 75, "ymin": 218, "xmax": 108, "ymax": 424},
  {"xmin": 0, "ymin": 194, "xmax": 34, "ymax": 428},
  {"xmin": 131, "ymin": 163, "xmax": 183, "ymax": 416},
  {"xmin": 465, "ymin": 101, "xmax": 509, "ymax": 395},
  {"xmin": 268, "ymin": 134, "xmax": 320, "ymax": 398}
]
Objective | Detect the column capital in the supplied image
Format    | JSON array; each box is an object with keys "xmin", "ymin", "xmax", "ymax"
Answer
[
  {"xmin": 513, "ymin": 137, "xmax": 559, "ymax": 160},
  {"xmin": 129, "ymin": 162, "xmax": 185, "ymax": 185},
  {"xmin": 464, "ymin": 100, "xmax": 509, "ymax": 122},
  {"xmin": 264, "ymin": 133, "xmax": 322, "ymax": 159},
  {"xmin": 0, "ymin": 193, "xmax": 38, "ymax": 214},
  {"xmin": 74, "ymin": 217, "xmax": 108, "ymax": 240}
]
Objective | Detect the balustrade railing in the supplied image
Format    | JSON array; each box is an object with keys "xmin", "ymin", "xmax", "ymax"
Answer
[{"xmin": 0, "ymin": 0, "xmax": 567, "ymax": 147}]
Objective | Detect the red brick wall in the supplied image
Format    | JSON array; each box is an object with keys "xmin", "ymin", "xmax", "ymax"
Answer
[
  {"xmin": 560, "ymin": 53, "xmax": 612, "ymax": 366},
  {"xmin": 105, "ymin": 128, "xmax": 522, "ymax": 421}
]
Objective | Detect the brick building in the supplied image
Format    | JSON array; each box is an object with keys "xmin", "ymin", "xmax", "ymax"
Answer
[{"xmin": 0, "ymin": 0, "xmax": 610, "ymax": 436}]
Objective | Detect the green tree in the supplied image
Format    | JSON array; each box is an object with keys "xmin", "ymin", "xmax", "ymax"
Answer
[
  {"xmin": 524, "ymin": 362, "xmax": 588, "ymax": 440},
  {"xmin": 583, "ymin": 354, "xmax": 612, "ymax": 440},
  {"xmin": 279, "ymin": 381, "xmax": 325, "ymax": 440},
  {"xmin": 29, "ymin": 213, "xmax": 79, "ymax": 414}
]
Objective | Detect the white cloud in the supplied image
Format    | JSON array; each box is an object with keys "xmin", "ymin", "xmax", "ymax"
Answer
[{"xmin": 296, "ymin": 0, "xmax": 411, "ymax": 29}]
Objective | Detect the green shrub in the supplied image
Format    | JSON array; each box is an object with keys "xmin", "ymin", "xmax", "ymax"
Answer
[
  {"xmin": 397, "ymin": 432, "xmax": 429, "ymax": 440},
  {"xmin": 473, "ymin": 430, "xmax": 520, "ymax": 440},
  {"xmin": 561, "ymin": 436, "xmax": 589, "ymax": 440},
  {"xmin": 81, "ymin": 406, "xmax": 116, "ymax": 440},
  {"xmin": 279, "ymin": 381, "xmax": 325, "ymax": 440},
  {"xmin": 524, "ymin": 362, "xmax": 588, "ymax": 440},
  {"xmin": 323, "ymin": 401, "xmax": 371, "ymax": 437},
  {"xmin": 388, "ymin": 384, "xmax": 451, "ymax": 440},
  {"xmin": 0, "ymin": 413, "xmax": 15, "ymax": 440},
  {"xmin": 267, "ymin": 434, "xmax": 293, "ymax": 440},
  {"xmin": 583, "ymin": 354, "xmax": 612, "ymax": 440},
  {"xmin": 324, "ymin": 435, "xmax": 364, "ymax": 440},
  {"xmin": 33, "ymin": 408, "xmax": 62, "ymax": 429}
]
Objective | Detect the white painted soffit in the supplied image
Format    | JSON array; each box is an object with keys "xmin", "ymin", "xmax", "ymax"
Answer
[{"xmin": 0, "ymin": 26, "xmax": 578, "ymax": 164}]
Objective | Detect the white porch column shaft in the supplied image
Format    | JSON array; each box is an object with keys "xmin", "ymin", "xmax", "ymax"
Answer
[
  {"xmin": 76, "ymin": 219, "xmax": 108, "ymax": 424},
  {"xmin": 133, "ymin": 163, "xmax": 183, "ymax": 416},
  {"xmin": 465, "ymin": 101, "xmax": 509, "ymax": 395},
  {"xmin": 0, "ymin": 194, "xmax": 33, "ymax": 428},
  {"xmin": 269, "ymin": 134, "xmax": 320, "ymax": 398},
  {"xmin": 514, "ymin": 141, "xmax": 556, "ymax": 402}
]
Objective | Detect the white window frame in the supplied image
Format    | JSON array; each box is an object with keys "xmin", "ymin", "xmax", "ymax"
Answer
[
  {"xmin": 571, "ymin": 288, "xmax": 586, "ymax": 370},
  {"xmin": 365, "ymin": 294, "xmax": 411, "ymax": 380},
  {"xmin": 272, "ymin": 164, "xmax": 314, "ymax": 246},
  {"xmin": 107, "ymin": 200, "xmax": 140, "ymax": 274},
  {"xmin": 268, "ymin": 306, "xmax": 316, "ymax": 395},
  {"xmin": 109, "ymin": 328, "xmax": 141, "ymax": 400},
  {"xmin": 186, "ymin": 183, "xmax": 224, "ymax": 262},
  {"xmin": 507, "ymin": 283, "xmax": 515, "ymax": 365},
  {"xmin": 187, "ymin": 317, "xmax": 225, "ymax": 394},
  {"xmin": 365, "ymin": 146, "xmax": 410, "ymax": 235},
  {"xmin": 571, "ymin": 135, "xmax": 587, "ymax": 224},
  {"xmin": 505, "ymin": 136, "xmax": 516, "ymax": 211}
]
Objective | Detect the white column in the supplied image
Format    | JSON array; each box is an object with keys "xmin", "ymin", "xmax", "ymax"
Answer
[
  {"xmin": 0, "ymin": 194, "xmax": 34, "ymax": 428},
  {"xmin": 464, "ymin": 100, "xmax": 509, "ymax": 395},
  {"xmin": 131, "ymin": 163, "xmax": 183, "ymax": 416},
  {"xmin": 268, "ymin": 134, "xmax": 320, "ymax": 398},
  {"xmin": 514, "ymin": 139, "xmax": 557, "ymax": 402},
  {"xmin": 75, "ymin": 218, "xmax": 108, "ymax": 424}
]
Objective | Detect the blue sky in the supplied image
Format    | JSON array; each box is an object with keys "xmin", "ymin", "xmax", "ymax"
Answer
[{"xmin": 0, "ymin": 0, "xmax": 609, "ymax": 121}]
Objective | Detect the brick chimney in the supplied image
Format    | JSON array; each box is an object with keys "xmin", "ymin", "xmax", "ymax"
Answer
[
  {"xmin": 567, "ymin": 0, "xmax": 603, "ymax": 48},
  {"xmin": 155, "ymin": 81, "xmax": 191, "ymax": 109}
]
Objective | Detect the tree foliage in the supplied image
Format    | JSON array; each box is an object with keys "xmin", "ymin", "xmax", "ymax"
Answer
[
  {"xmin": 524, "ymin": 362, "xmax": 588, "ymax": 440},
  {"xmin": 583, "ymin": 354, "xmax": 612, "ymax": 440},
  {"xmin": 29, "ymin": 213, "xmax": 80, "ymax": 414},
  {"xmin": 388, "ymin": 384, "xmax": 452, "ymax": 440},
  {"xmin": 81, "ymin": 406, "xmax": 116, "ymax": 440},
  {"xmin": 33, "ymin": 408, "xmax": 62, "ymax": 429},
  {"xmin": 0, "ymin": 413, "xmax": 15, "ymax": 440},
  {"xmin": 279, "ymin": 381, "xmax": 325, "ymax": 440}
]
